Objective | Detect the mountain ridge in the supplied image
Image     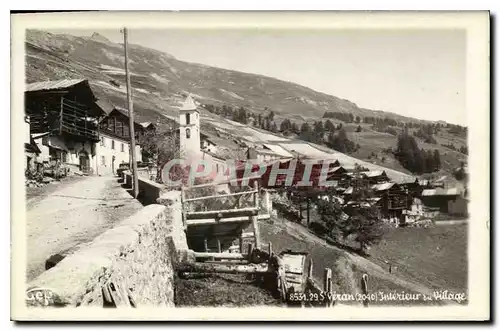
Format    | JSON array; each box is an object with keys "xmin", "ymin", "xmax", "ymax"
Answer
[
  {"xmin": 24, "ymin": 29, "xmax": 467, "ymax": 177},
  {"xmin": 25, "ymin": 29, "xmax": 443, "ymax": 125}
]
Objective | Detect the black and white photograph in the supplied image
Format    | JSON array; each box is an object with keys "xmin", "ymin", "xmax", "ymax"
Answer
[{"xmin": 10, "ymin": 11, "xmax": 490, "ymax": 321}]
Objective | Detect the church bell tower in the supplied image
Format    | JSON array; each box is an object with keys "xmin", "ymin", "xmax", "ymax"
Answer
[{"xmin": 179, "ymin": 94, "xmax": 200, "ymax": 158}]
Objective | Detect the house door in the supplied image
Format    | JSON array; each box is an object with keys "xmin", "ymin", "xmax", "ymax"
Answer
[{"xmin": 79, "ymin": 151, "xmax": 90, "ymax": 173}]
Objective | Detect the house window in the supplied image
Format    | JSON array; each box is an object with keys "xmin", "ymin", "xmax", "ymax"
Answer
[
  {"xmin": 216, "ymin": 163, "xmax": 219, "ymax": 173},
  {"xmin": 101, "ymin": 155, "xmax": 106, "ymax": 165},
  {"xmin": 186, "ymin": 113, "xmax": 191, "ymax": 125},
  {"xmin": 100, "ymin": 137, "xmax": 105, "ymax": 147},
  {"xmin": 186, "ymin": 128, "xmax": 191, "ymax": 139},
  {"xmin": 111, "ymin": 140, "xmax": 115, "ymax": 150},
  {"xmin": 121, "ymin": 143, "xmax": 125, "ymax": 152}
]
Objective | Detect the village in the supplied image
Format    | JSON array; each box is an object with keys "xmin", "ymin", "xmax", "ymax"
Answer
[
  {"xmin": 23, "ymin": 73, "xmax": 469, "ymax": 308},
  {"xmin": 24, "ymin": 77, "xmax": 468, "ymax": 229}
]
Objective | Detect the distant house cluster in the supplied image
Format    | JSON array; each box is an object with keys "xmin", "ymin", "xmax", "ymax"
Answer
[{"xmin": 172, "ymin": 95, "xmax": 468, "ymax": 219}]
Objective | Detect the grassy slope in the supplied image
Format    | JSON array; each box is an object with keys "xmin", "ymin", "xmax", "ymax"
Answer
[
  {"xmin": 368, "ymin": 224, "xmax": 468, "ymax": 295},
  {"xmin": 270, "ymin": 204, "xmax": 467, "ymax": 305}
]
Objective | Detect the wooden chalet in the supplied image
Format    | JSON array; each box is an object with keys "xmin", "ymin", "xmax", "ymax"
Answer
[
  {"xmin": 420, "ymin": 188, "xmax": 463, "ymax": 213},
  {"xmin": 360, "ymin": 170, "xmax": 390, "ymax": 185},
  {"xmin": 326, "ymin": 166, "xmax": 350, "ymax": 188},
  {"xmin": 400, "ymin": 177, "xmax": 423, "ymax": 197},
  {"xmin": 25, "ymin": 79, "xmax": 103, "ymax": 142},
  {"xmin": 25, "ymin": 79, "xmax": 106, "ymax": 173},
  {"xmin": 371, "ymin": 182, "xmax": 408, "ymax": 218},
  {"xmin": 98, "ymin": 106, "xmax": 144, "ymax": 142}
]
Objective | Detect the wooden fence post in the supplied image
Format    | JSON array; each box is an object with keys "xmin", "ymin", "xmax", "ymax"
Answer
[
  {"xmin": 180, "ymin": 187, "xmax": 187, "ymax": 229},
  {"xmin": 306, "ymin": 197, "xmax": 311, "ymax": 226},
  {"xmin": 239, "ymin": 233, "xmax": 244, "ymax": 254},
  {"xmin": 252, "ymin": 181, "xmax": 261, "ymax": 248},
  {"xmin": 308, "ymin": 260, "xmax": 313, "ymax": 279},
  {"xmin": 247, "ymin": 243, "xmax": 253, "ymax": 262}
]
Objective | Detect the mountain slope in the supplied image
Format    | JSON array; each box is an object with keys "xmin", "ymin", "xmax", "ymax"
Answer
[
  {"xmin": 25, "ymin": 30, "xmax": 430, "ymax": 123},
  {"xmin": 24, "ymin": 29, "xmax": 467, "ymax": 177}
]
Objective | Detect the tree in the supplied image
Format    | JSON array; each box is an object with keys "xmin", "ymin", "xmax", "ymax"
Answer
[
  {"xmin": 257, "ymin": 113, "xmax": 263, "ymax": 128},
  {"xmin": 315, "ymin": 198, "xmax": 346, "ymax": 238},
  {"xmin": 433, "ymin": 149, "xmax": 441, "ymax": 172},
  {"xmin": 454, "ymin": 162, "xmax": 467, "ymax": 181},
  {"xmin": 325, "ymin": 119, "xmax": 335, "ymax": 132},
  {"xmin": 355, "ymin": 116, "xmax": 361, "ymax": 123},
  {"xmin": 280, "ymin": 119, "xmax": 292, "ymax": 133},
  {"xmin": 235, "ymin": 106, "xmax": 248, "ymax": 124},
  {"xmin": 270, "ymin": 121, "xmax": 278, "ymax": 133},
  {"xmin": 139, "ymin": 122, "xmax": 188, "ymax": 184},
  {"xmin": 299, "ymin": 122, "xmax": 313, "ymax": 142},
  {"xmin": 342, "ymin": 187, "xmax": 384, "ymax": 254},
  {"xmin": 355, "ymin": 125, "xmax": 362, "ymax": 132},
  {"xmin": 326, "ymin": 132, "xmax": 336, "ymax": 149},
  {"xmin": 424, "ymin": 149, "xmax": 434, "ymax": 173},
  {"xmin": 266, "ymin": 110, "xmax": 275, "ymax": 123},
  {"xmin": 313, "ymin": 121, "xmax": 325, "ymax": 143}
]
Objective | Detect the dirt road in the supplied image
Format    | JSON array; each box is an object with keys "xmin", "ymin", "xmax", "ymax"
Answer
[{"xmin": 26, "ymin": 175, "xmax": 143, "ymax": 281}]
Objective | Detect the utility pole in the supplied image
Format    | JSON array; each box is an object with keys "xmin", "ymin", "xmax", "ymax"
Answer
[{"xmin": 123, "ymin": 27, "xmax": 139, "ymax": 198}]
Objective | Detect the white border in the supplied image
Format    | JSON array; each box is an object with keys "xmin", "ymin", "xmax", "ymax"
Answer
[{"xmin": 9, "ymin": 10, "xmax": 490, "ymax": 322}]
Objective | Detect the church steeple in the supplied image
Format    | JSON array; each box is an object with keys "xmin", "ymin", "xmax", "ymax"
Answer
[{"xmin": 179, "ymin": 94, "xmax": 200, "ymax": 158}]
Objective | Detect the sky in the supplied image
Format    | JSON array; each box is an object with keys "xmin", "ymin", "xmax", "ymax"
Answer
[{"xmin": 49, "ymin": 28, "xmax": 466, "ymax": 125}]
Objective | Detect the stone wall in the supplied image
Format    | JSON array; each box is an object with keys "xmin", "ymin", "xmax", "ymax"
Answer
[
  {"xmin": 27, "ymin": 204, "xmax": 180, "ymax": 308},
  {"xmin": 137, "ymin": 167, "xmax": 151, "ymax": 180},
  {"xmin": 122, "ymin": 170, "xmax": 166, "ymax": 205},
  {"xmin": 138, "ymin": 178, "xmax": 165, "ymax": 205}
]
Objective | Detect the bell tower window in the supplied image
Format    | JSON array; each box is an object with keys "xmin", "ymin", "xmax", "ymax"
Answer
[
  {"xmin": 186, "ymin": 113, "xmax": 191, "ymax": 125},
  {"xmin": 186, "ymin": 128, "xmax": 191, "ymax": 139}
]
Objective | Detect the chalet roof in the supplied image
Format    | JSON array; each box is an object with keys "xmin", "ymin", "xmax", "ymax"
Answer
[
  {"xmin": 202, "ymin": 150, "xmax": 226, "ymax": 162},
  {"xmin": 201, "ymin": 131, "xmax": 241, "ymax": 149},
  {"xmin": 344, "ymin": 187, "xmax": 353, "ymax": 195},
  {"xmin": 434, "ymin": 176, "xmax": 448, "ymax": 182},
  {"xmin": 255, "ymin": 148, "xmax": 285, "ymax": 156},
  {"xmin": 140, "ymin": 122, "xmax": 152, "ymax": 128},
  {"xmin": 262, "ymin": 143, "xmax": 294, "ymax": 158},
  {"xmin": 421, "ymin": 188, "xmax": 460, "ymax": 197},
  {"xmin": 346, "ymin": 197, "xmax": 382, "ymax": 207},
  {"xmin": 371, "ymin": 182, "xmax": 396, "ymax": 191},
  {"xmin": 180, "ymin": 95, "xmax": 198, "ymax": 111},
  {"xmin": 330, "ymin": 166, "xmax": 346, "ymax": 173},
  {"xmin": 25, "ymin": 78, "xmax": 87, "ymax": 92},
  {"xmin": 95, "ymin": 98, "xmax": 115, "ymax": 115},
  {"xmin": 32, "ymin": 132, "xmax": 51, "ymax": 140},
  {"xmin": 112, "ymin": 106, "xmax": 143, "ymax": 126},
  {"xmin": 361, "ymin": 170, "xmax": 387, "ymax": 178},
  {"xmin": 204, "ymin": 147, "xmax": 245, "ymax": 161},
  {"xmin": 400, "ymin": 177, "xmax": 419, "ymax": 185},
  {"xmin": 419, "ymin": 179, "xmax": 430, "ymax": 186}
]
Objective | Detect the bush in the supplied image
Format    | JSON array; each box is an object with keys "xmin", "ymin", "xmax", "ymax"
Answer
[{"xmin": 309, "ymin": 221, "xmax": 328, "ymax": 236}]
